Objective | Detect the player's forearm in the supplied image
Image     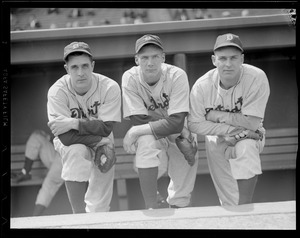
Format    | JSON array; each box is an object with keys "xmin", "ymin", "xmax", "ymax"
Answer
[
  {"xmin": 129, "ymin": 114, "xmax": 157, "ymax": 126},
  {"xmin": 130, "ymin": 124, "xmax": 153, "ymax": 138},
  {"xmin": 78, "ymin": 120, "xmax": 114, "ymax": 137},
  {"xmin": 188, "ymin": 119, "xmax": 235, "ymax": 137},
  {"xmin": 206, "ymin": 110, "xmax": 261, "ymax": 131},
  {"xmin": 58, "ymin": 130, "xmax": 103, "ymax": 147},
  {"xmin": 149, "ymin": 112, "xmax": 187, "ymax": 139}
]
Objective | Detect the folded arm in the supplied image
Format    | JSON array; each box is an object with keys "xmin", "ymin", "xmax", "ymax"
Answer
[
  {"xmin": 205, "ymin": 110, "xmax": 262, "ymax": 131},
  {"xmin": 48, "ymin": 115, "xmax": 114, "ymax": 146},
  {"xmin": 123, "ymin": 112, "xmax": 188, "ymax": 153}
]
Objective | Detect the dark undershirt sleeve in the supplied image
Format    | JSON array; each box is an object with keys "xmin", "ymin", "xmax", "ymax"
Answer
[
  {"xmin": 149, "ymin": 112, "xmax": 187, "ymax": 139},
  {"xmin": 58, "ymin": 120, "xmax": 114, "ymax": 147},
  {"xmin": 129, "ymin": 114, "xmax": 157, "ymax": 126},
  {"xmin": 78, "ymin": 119, "xmax": 114, "ymax": 136}
]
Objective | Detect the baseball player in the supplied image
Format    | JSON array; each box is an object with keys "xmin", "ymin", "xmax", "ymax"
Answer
[
  {"xmin": 47, "ymin": 42, "xmax": 121, "ymax": 213},
  {"xmin": 11, "ymin": 130, "xmax": 64, "ymax": 216},
  {"xmin": 188, "ymin": 33, "xmax": 270, "ymax": 205},
  {"xmin": 122, "ymin": 34, "xmax": 198, "ymax": 209}
]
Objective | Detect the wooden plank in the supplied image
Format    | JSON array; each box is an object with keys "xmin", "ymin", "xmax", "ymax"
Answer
[
  {"xmin": 10, "ymin": 144, "xmax": 26, "ymax": 154},
  {"xmin": 116, "ymin": 179, "xmax": 129, "ymax": 211},
  {"xmin": 10, "ymin": 153, "xmax": 26, "ymax": 162},
  {"xmin": 261, "ymin": 153, "xmax": 297, "ymax": 170},
  {"xmin": 196, "ymin": 158, "xmax": 210, "ymax": 175},
  {"xmin": 11, "ymin": 172, "xmax": 47, "ymax": 187},
  {"xmin": 114, "ymin": 169, "xmax": 139, "ymax": 180},
  {"xmin": 11, "ymin": 161, "xmax": 45, "ymax": 170},
  {"xmin": 265, "ymin": 128, "xmax": 298, "ymax": 138},
  {"xmin": 265, "ymin": 137, "xmax": 298, "ymax": 146},
  {"xmin": 261, "ymin": 145, "xmax": 298, "ymax": 154}
]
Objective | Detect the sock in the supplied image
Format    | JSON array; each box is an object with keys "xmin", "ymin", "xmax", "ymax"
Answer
[
  {"xmin": 65, "ymin": 180, "xmax": 88, "ymax": 213},
  {"xmin": 138, "ymin": 167, "xmax": 158, "ymax": 209},
  {"xmin": 23, "ymin": 157, "xmax": 34, "ymax": 174}
]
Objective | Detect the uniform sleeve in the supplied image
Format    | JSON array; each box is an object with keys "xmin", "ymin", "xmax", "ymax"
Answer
[
  {"xmin": 78, "ymin": 120, "xmax": 113, "ymax": 136},
  {"xmin": 98, "ymin": 81, "xmax": 122, "ymax": 122},
  {"xmin": 206, "ymin": 110, "xmax": 261, "ymax": 131},
  {"xmin": 130, "ymin": 114, "xmax": 157, "ymax": 126},
  {"xmin": 148, "ymin": 69, "xmax": 189, "ymax": 139},
  {"xmin": 58, "ymin": 121, "xmax": 114, "ymax": 146},
  {"xmin": 188, "ymin": 81, "xmax": 235, "ymax": 136},
  {"xmin": 47, "ymin": 86, "xmax": 71, "ymax": 122},
  {"xmin": 242, "ymin": 70, "xmax": 270, "ymax": 118},
  {"xmin": 167, "ymin": 69, "xmax": 190, "ymax": 115},
  {"xmin": 149, "ymin": 112, "xmax": 187, "ymax": 139},
  {"xmin": 58, "ymin": 130, "xmax": 102, "ymax": 147},
  {"xmin": 122, "ymin": 71, "xmax": 148, "ymax": 119}
]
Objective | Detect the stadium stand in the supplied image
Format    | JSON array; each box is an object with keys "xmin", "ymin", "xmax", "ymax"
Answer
[{"xmin": 10, "ymin": 8, "xmax": 285, "ymax": 31}]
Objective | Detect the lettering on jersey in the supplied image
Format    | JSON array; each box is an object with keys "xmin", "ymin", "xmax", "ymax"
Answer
[
  {"xmin": 70, "ymin": 108, "xmax": 84, "ymax": 118},
  {"xmin": 70, "ymin": 101, "xmax": 101, "ymax": 118},
  {"xmin": 205, "ymin": 96, "xmax": 243, "ymax": 114},
  {"xmin": 88, "ymin": 101, "xmax": 101, "ymax": 115},
  {"xmin": 147, "ymin": 93, "xmax": 170, "ymax": 111}
]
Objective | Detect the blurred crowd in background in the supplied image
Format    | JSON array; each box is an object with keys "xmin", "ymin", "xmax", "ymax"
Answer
[{"xmin": 10, "ymin": 8, "xmax": 289, "ymax": 31}]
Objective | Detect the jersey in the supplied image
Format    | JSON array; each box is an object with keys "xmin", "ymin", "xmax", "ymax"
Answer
[
  {"xmin": 189, "ymin": 63, "xmax": 270, "ymax": 137},
  {"xmin": 47, "ymin": 72, "xmax": 121, "ymax": 145},
  {"xmin": 122, "ymin": 63, "xmax": 190, "ymax": 122},
  {"xmin": 25, "ymin": 130, "xmax": 59, "ymax": 169}
]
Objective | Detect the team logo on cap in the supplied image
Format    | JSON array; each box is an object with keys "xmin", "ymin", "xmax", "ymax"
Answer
[
  {"xmin": 144, "ymin": 36, "xmax": 152, "ymax": 41},
  {"xmin": 72, "ymin": 43, "xmax": 79, "ymax": 49},
  {"xmin": 226, "ymin": 34, "xmax": 233, "ymax": 41}
]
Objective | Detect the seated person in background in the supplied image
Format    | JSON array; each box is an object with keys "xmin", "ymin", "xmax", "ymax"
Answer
[{"xmin": 11, "ymin": 130, "xmax": 64, "ymax": 216}]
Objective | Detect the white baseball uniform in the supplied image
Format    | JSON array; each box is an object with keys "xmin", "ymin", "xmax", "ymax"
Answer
[
  {"xmin": 188, "ymin": 63, "xmax": 270, "ymax": 205},
  {"xmin": 47, "ymin": 72, "xmax": 121, "ymax": 212},
  {"xmin": 122, "ymin": 63, "xmax": 198, "ymax": 207},
  {"xmin": 25, "ymin": 130, "xmax": 63, "ymax": 208}
]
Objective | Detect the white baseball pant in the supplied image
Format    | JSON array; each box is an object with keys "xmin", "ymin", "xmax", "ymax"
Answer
[
  {"xmin": 205, "ymin": 136, "xmax": 265, "ymax": 205},
  {"xmin": 54, "ymin": 142, "xmax": 114, "ymax": 212},
  {"xmin": 134, "ymin": 134, "xmax": 198, "ymax": 207}
]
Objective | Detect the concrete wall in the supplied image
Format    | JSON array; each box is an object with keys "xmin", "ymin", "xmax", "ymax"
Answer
[{"xmin": 9, "ymin": 14, "xmax": 297, "ymax": 216}]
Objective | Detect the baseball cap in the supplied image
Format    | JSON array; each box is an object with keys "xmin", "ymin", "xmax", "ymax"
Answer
[
  {"xmin": 135, "ymin": 34, "xmax": 163, "ymax": 53},
  {"xmin": 213, "ymin": 33, "xmax": 243, "ymax": 52},
  {"xmin": 63, "ymin": 42, "xmax": 93, "ymax": 60}
]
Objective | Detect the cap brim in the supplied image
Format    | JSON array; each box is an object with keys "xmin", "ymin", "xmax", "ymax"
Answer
[
  {"xmin": 64, "ymin": 49, "xmax": 92, "ymax": 60},
  {"xmin": 214, "ymin": 43, "xmax": 243, "ymax": 52},
  {"xmin": 136, "ymin": 41, "xmax": 163, "ymax": 53}
]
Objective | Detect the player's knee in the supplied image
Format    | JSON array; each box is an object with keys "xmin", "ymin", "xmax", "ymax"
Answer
[
  {"xmin": 235, "ymin": 139, "xmax": 257, "ymax": 153},
  {"xmin": 136, "ymin": 135, "xmax": 156, "ymax": 148},
  {"xmin": 65, "ymin": 144, "xmax": 90, "ymax": 159}
]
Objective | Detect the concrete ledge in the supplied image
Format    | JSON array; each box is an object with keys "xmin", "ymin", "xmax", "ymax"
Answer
[{"xmin": 10, "ymin": 201, "xmax": 295, "ymax": 229}]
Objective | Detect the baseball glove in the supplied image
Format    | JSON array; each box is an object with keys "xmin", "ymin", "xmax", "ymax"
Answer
[
  {"xmin": 175, "ymin": 134, "xmax": 198, "ymax": 166},
  {"xmin": 94, "ymin": 144, "xmax": 116, "ymax": 173},
  {"xmin": 224, "ymin": 128, "xmax": 263, "ymax": 146}
]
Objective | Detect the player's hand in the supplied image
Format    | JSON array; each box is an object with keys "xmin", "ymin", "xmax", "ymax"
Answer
[
  {"xmin": 224, "ymin": 127, "xmax": 263, "ymax": 146},
  {"xmin": 99, "ymin": 137, "xmax": 112, "ymax": 146},
  {"xmin": 205, "ymin": 110, "xmax": 225, "ymax": 123},
  {"xmin": 123, "ymin": 127, "xmax": 139, "ymax": 154},
  {"xmin": 48, "ymin": 115, "xmax": 78, "ymax": 137},
  {"xmin": 180, "ymin": 126, "xmax": 191, "ymax": 139}
]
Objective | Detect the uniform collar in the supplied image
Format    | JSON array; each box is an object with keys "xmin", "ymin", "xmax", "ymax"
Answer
[
  {"xmin": 65, "ymin": 73, "xmax": 97, "ymax": 98},
  {"xmin": 214, "ymin": 64, "xmax": 244, "ymax": 90},
  {"xmin": 138, "ymin": 63, "xmax": 167, "ymax": 90}
]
